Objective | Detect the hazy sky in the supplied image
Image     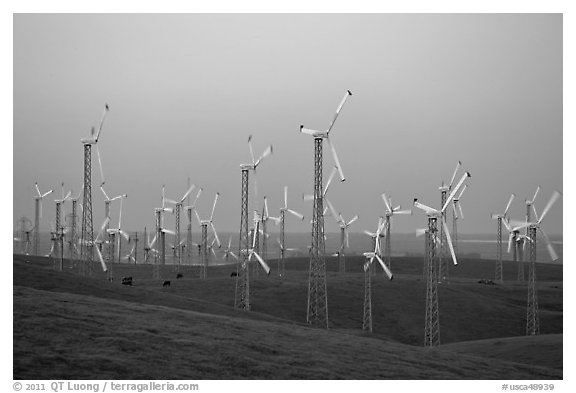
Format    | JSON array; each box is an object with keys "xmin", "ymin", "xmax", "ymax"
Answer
[{"xmin": 13, "ymin": 13, "xmax": 563, "ymax": 236}]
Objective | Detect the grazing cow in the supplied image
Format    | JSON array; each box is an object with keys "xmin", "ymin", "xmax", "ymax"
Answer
[
  {"xmin": 230, "ymin": 271, "xmax": 238, "ymax": 277},
  {"xmin": 176, "ymin": 273, "xmax": 183, "ymax": 279},
  {"xmin": 121, "ymin": 276, "xmax": 133, "ymax": 286},
  {"xmin": 163, "ymin": 280, "xmax": 171, "ymax": 287}
]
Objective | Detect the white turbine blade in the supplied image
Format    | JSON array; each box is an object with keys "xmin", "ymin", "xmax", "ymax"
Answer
[
  {"xmin": 118, "ymin": 197, "xmax": 124, "ymax": 229},
  {"xmin": 255, "ymin": 145, "xmax": 273, "ymax": 167},
  {"xmin": 537, "ymin": 227, "xmax": 558, "ymax": 261},
  {"xmin": 300, "ymin": 126, "xmax": 320, "ymax": 136},
  {"xmin": 264, "ymin": 196, "xmax": 270, "ymax": 218},
  {"xmin": 452, "ymin": 202, "xmax": 458, "ymax": 219},
  {"xmin": 162, "ymin": 228, "xmax": 176, "ymax": 236},
  {"xmin": 510, "ymin": 220, "xmax": 531, "ymax": 232},
  {"xmin": 457, "ymin": 184, "xmax": 468, "ymax": 199},
  {"xmin": 538, "ymin": 191, "xmax": 561, "ymax": 224},
  {"xmin": 41, "ymin": 189, "xmax": 53, "ymax": 198},
  {"xmin": 442, "ymin": 172, "xmax": 471, "ymax": 212},
  {"xmin": 364, "ymin": 230, "xmax": 376, "ymax": 237},
  {"xmin": 458, "ymin": 202, "xmax": 464, "ymax": 219},
  {"xmin": 269, "ymin": 216, "xmax": 281, "ymax": 224},
  {"xmin": 192, "ymin": 188, "xmax": 203, "ymax": 207},
  {"xmin": 326, "ymin": 90, "xmax": 352, "ymax": 134},
  {"xmin": 194, "ymin": 209, "xmax": 202, "ymax": 226},
  {"xmin": 375, "ymin": 254, "xmax": 393, "ymax": 280},
  {"xmin": 119, "ymin": 229, "xmax": 130, "ymax": 242},
  {"xmin": 323, "ymin": 166, "xmax": 338, "ymax": 196},
  {"xmin": 531, "ymin": 186, "xmax": 541, "ymax": 204},
  {"xmin": 252, "ymin": 251, "xmax": 271, "ymax": 275},
  {"xmin": 210, "ymin": 193, "xmax": 220, "ymax": 222},
  {"xmin": 507, "ymin": 233, "xmax": 513, "ymax": 254},
  {"xmin": 181, "ymin": 183, "xmax": 196, "ymax": 203},
  {"xmin": 96, "ymin": 217, "xmax": 111, "ymax": 241},
  {"xmin": 491, "ymin": 213, "xmax": 500, "ymax": 220},
  {"xmin": 394, "ymin": 210, "xmax": 412, "ymax": 215},
  {"xmin": 345, "ymin": 229, "xmax": 350, "ymax": 248},
  {"xmin": 448, "ymin": 161, "xmax": 462, "ymax": 189},
  {"xmin": 230, "ymin": 252, "xmax": 239, "ymax": 260},
  {"xmin": 211, "ymin": 247, "xmax": 217, "ymax": 259},
  {"xmin": 381, "ymin": 193, "xmax": 392, "ymax": 212},
  {"xmin": 95, "ymin": 144, "xmax": 105, "ymax": 185},
  {"xmin": 504, "ymin": 193, "xmax": 515, "ymax": 216},
  {"xmin": 227, "ymin": 236, "xmax": 232, "ymax": 250},
  {"xmin": 150, "ymin": 234, "xmax": 157, "ymax": 248},
  {"xmin": 164, "ymin": 197, "xmax": 178, "ymax": 205},
  {"xmin": 502, "ymin": 218, "xmax": 512, "ymax": 232},
  {"xmin": 532, "ymin": 204, "xmax": 539, "ymax": 223},
  {"xmin": 247, "ymin": 135, "xmax": 256, "ymax": 164},
  {"xmin": 95, "ymin": 103, "xmax": 109, "ymax": 142},
  {"xmin": 100, "ymin": 185, "xmax": 110, "ymax": 201},
  {"xmin": 35, "ymin": 183, "xmax": 41, "ymax": 197},
  {"xmin": 413, "ymin": 200, "xmax": 439, "ymax": 215},
  {"xmin": 95, "ymin": 245, "xmax": 107, "ymax": 272},
  {"xmin": 326, "ymin": 138, "xmax": 345, "ymax": 182},
  {"xmin": 325, "ymin": 199, "xmax": 340, "ymax": 223},
  {"xmin": 210, "ymin": 223, "xmax": 221, "ymax": 247},
  {"xmin": 346, "ymin": 215, "xmax": 359, "ymax": 226},
  {"xmin": 284, "ymin": 186, "xmax": 288, "ymax": 209},
  {"xmin": 441, "ymin": 218, "xmax": 458, "ymax": 266},
  {"xmin": 303, "ymin": 194, "xmax": 314, "ymax": 202}
]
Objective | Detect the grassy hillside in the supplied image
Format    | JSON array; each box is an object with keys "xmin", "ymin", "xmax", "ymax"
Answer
[{"xmin": 13, "ymin": 255, "xmax": 563, "ymax": 379}]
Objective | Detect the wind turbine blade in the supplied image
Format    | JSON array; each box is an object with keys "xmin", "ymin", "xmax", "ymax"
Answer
[
  {"xmin": 507, "ymin": 233, "xmax": 513, "ymax": 254},
  {"xmin": 210, "ymin": 223, "xmax": 221, "ymax": 247},
  {"xmin": 95, "ymin": 103, "xmax": 109, "ymax": 142},
  {"xmin": 230, "ymin": 252, "xmax": 238, "ymax": 260},
  {"xmin": 346, "ymin": 230, "xmax": 350, "ymax": 248},
  {"xmin": 181, "ymin": 183, "xmax": 196, "ymax": 203},
  {"xmin": 192, "ymin": 188, "xmax": 202, "ymax": 207},
  {"xmin": 394, "ymin": 210, "xmax": 412, "ymax": 215},
  {"xmin": 448, "ymin": 161, "xmax": 462, "ymax": 189},
  {"xmin": 303, "ymin": 194, "xmax": 314, "ymax": 202},
  {"xmin": 96, "ymin": 217, "xmax": 111, "ymax": 241},
  {"xmin": 504, "ymin": 193, "xmax": 515, "ymax": 216},
  {"xmin": 442, "ymin": 172, "xmax": 471, "ymax": 212},
  {"xmin": 150, "ymin": 234, "xmax": 157, "ymax": 248},
  {"xmin": 452, "ymin": 202, "xmax": 458, "ymax": 219},
  {"xmin": 502, "ymin": 218, "xmax": 512, "ymax": 232},
  {"xmin": 416, "ymin": 228, "xmax": 427, "ymax": 237},
  {"xmin": 194, "ymin": 209, "xmax": 202, "ymax": 226},
  {"xmin": 95, "ymin": 245, "xmax": 107, "ymax": 272},
  {"xmin": 211, "ymin": 247, "xmax": 217, "ymax": 259},
  {"xmin": 441, "ymin": 218, "xmax": 458, "ymax": 266},
  {"xmin": 120, "ymin": 230, "xmax": 130, "ymax": 242},
  {"xmin": 284, "ymin": 186, "xmax": 288, "ymax": 209},
  {"xmin": 375, "ymin": 254, "xmax": 393, "ymax": 280},
  {"xmin": 538, "ymin": 191, "xmax": 561, "ymax": 224},
  {"xmin": 323, "ymin": 166, "xmax": 338, "ymax": 196},
  {"xmin": 364, "ymin": 230, "xmax": 376, "ymax": 237},
  {"xmin": 531, "ymin": 186, "xmax": 541, "ymax": 204},
  {"xmin": 35, "ymin": 183, "xmax": 42, "ymax": 197},
  {"xmin": 381, "ymin": 193, "xmax": 392, "ymax": 212},
  {"xmin": 162, "ymin": 229, "xmax": 176, "ymax": 236},
  {"xmin": 252, "ymin": 251, "xmax": 271, "ymax": 275},
  {"xmin": 532, "ymin": 204, "xmax": 539, "ymax": 223},
  {"xmin": 326, "ymin": 138, "xmax": 345, "ymax": 182},
  {"xmin": 247, "ymin": 135, "xmax": 256, "ymax": 164},
  {"xmin": 458, "ymin": 202, "xmax": 464, "ymax": 219},
  {"xmin": 210, "ymin": 193, "xmax": 220, "ymax": 222},
  {"xmin": 95, "ymin": 144, "xmax": 105, "ymax": 185},
  {"xmin": 100, "ymin": 186, "xmax": 110, "ymax": 201},
  {"xmin": 41, "ymin": 190, "xmax": 53, "ymax": 198},
  {"xmin": 164, "ymin": 198, "xmax": 178, "ymax": 205},
  {"xmin": 326, "ymin": 90, "xmax": 352, "ymax": 134},
  {"xmin": 538, "ymin": 227, "xmax": 558, "ymax": 261},
  {"xmin": 255, "ymin": 145, "xmax": 273, "ymax": 167},
  {"xmin": 228, "ymin": 236, "xmax": 232, "ymax": 250},
  {"xmin": 457, "ymin": 184, "xmax": 468, "ymax": 199},
  {"xmin": 264, "ymin": 196, "xmax": 269, "ymax": 218},
  {"xmin": 347, "ymin": 215, "xmax": 359, "ymax": 226},
  {"xmin": 325, "ymin": 198, "xmax": 340, "ymax": 223}
]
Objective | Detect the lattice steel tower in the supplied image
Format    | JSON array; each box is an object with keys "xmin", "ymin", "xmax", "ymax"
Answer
[
  {"xmin": 235, "ymin": 167, "xmax": 251, "ymax": 310},
  {"xmin": 438, "ymin": 189, "xmax": 448, "ymax": 282},
  {"xmin": 424, "ymin": 217, "xmax": 440, "ymax": 347},
  {"xmin": 526, "ymin": 225, "xmax": 539, "ymax": 335},
  {"xmin": 80, "ymin": 103, "xmax": 109, "ymax": 276},
  {"xmin": 199, "ymin": 223, "xmax": 208, "ymax": 279},
  {"xmin": 362, "ymin": 260, "xmax": 373, "ymax": 333},
  {"xmin": 495, "ymin": 217, "xmax": 503, "ymax": 283}
]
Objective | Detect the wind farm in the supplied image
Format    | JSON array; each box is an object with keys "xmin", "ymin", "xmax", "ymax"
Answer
[{"xmin": 13, "ymin": 14, "xmax": 563, "ymax": 381}]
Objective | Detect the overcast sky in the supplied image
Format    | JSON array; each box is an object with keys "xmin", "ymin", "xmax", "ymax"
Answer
[{"xmin": 12, "ymin": 13, "xmax": 563, "ymax": 236}]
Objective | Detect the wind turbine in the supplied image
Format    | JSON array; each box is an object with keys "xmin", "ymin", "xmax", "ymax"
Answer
[
  {"xmin": 511, "ymin": 191, "xmax": 561, "ymax": 336},
  {"xmin": 193, "ymin": 192, "xmax": 221, "ymax": 279},
  {"xmin": 67, "ymin": 187, "xmax": 83, "ymax": 260},
  {"xmin": 235, "ymin": 135, "xmax": 273, "ymax": 311},
  {"xmin": 107, "ymin": 194, "xmax": 129, "ymax": 263},
  {"xmin": 271, "ymin": 186, "xmax": 304, "ymax": 277},
  {"xmin": 381, "ymin": 193, "xmax": 412, "ymax": 270},
  {"xmin": 32, "ymin": 182, "xmax": 53, "ymax": 256},
  {"xmin": 100, "ymin": 185, "xmax": 125, "ymax": 263},
  {"xmin": 437, "ymin": 161, "xmax": 463, "ymax": 282},
  {"xmin": 123, "ymin": 245, "xmax": 136, "ymax": 264},
  {"xmin": 53, "ymin": 183, "xmax": 71, "ymax": 260},
  {"xmin": 184, "ymin": 188, "xmax": 203, "ymax": 266},
  {"xmin": 450, "ymin": 184, "xmax": 467, "ymax": 259},
  {"xmin": 165, "ymin": 183, "xmax": 196, "ymax": 267},
  {"xmin": 300, "ymin": 90, "xmax": 352, "ymax": 328},
  {"xmin": 414, "ymin": 171, "xmax": 470, "ymax": 347},
  {"xmin": 324, "ymin": 195, "xmax": 357, "ymax": 273},
  {"xmin": 490, "ymin": 193, "xmax": 515, "ymax": 284},
  {"xmin": 153, "ymin": 185, "xmax": 175, "ymax": 278},
  {"xmin": 361, "ymin": 219, "xmax": 393, "ymax": 333},
  {"xmin": 79, "ymin": 103, "xmax": 109, "ymax": 276},
  {"xmin": 223, "ymin": 237, "xmax": 239, "ymax": 263},
  {"xmin": 14, "ymin": 217, "xmax": 33, "ymax": 255},
  {"xmin": 363, "ymin": 217, "xmax": 385, "ymax": 277}
]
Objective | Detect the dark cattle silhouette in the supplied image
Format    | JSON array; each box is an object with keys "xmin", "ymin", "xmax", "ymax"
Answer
[
  {"xmin": 230, "ymin": 272, "xmax": 238, "ymax": 277},
  {"xmin": 176, "ymin": 273, "xmax": 183, "ymax": 279},
  {"xmin": 121, "ymin": 276, "xmax": 133, "ymax": 286},
  {"xmin": 163, "ymin": 280, "xmax": 171, "ymax": 287}
]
